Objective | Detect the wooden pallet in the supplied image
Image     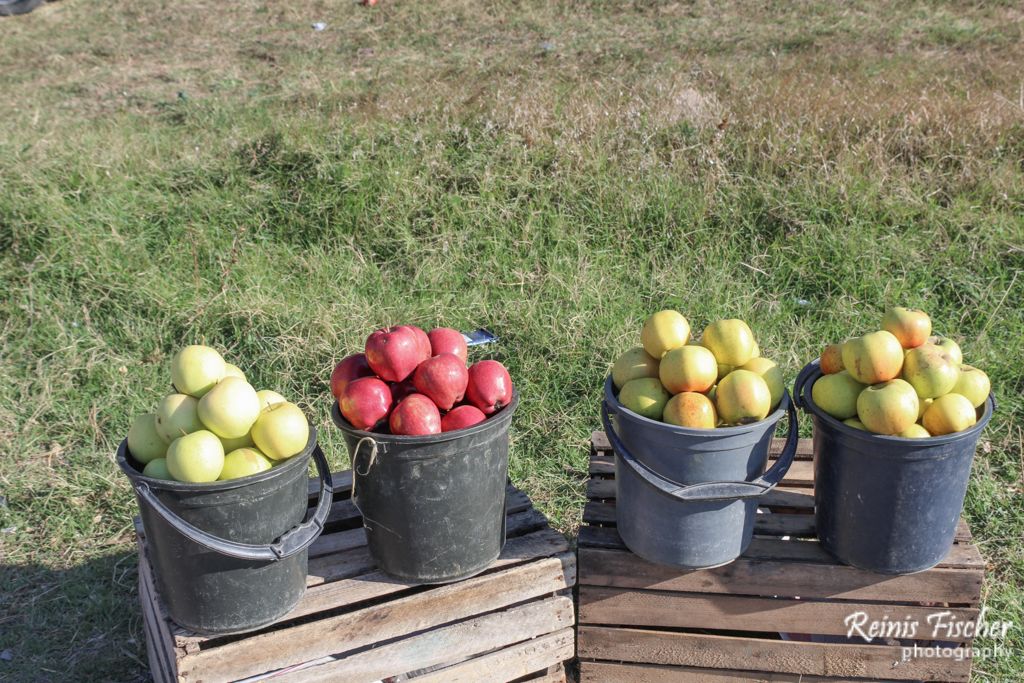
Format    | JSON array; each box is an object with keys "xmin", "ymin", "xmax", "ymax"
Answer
[
  {"xmin": 578, "ymin": 432, "xmax": 986, "ymax": 683},
  {"xmin": 138, "ymin": 470, "xmax": 575, "ymax": 683}
]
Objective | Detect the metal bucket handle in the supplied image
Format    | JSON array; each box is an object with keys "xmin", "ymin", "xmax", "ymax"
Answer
[
  {"xmin": 132, "ymin": 443, "xmax": 335, "ymax": 561},
  {"xmin": 601, "ymin": 393, "xmax": 799, "ymax": 502}
]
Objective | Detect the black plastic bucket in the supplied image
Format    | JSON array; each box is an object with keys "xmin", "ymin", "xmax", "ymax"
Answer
[
  {"xmin": 118, "ymin": 428, "xmax": 334, "ymax": 634},
  {"xmin": 603, "ymin": 395, "xmax": 798, "ymax": 569},
  {"xmin": 331, "ymin": 391, "xmax": 518, "ymax": 583},
  {"xmin": 794, "ymin": 360, "xmax": 994, "ymax": 574},
  {"xmin": 603, "ymin": 375, "xmax": 786, "ymax": 484}
]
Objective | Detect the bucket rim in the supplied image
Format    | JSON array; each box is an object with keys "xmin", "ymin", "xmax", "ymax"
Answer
[
  {"xmin": 604, "ymin": 375, "xmax": 789, "ymax": 435},
  {"xmin": 331, "ymin": 389, "xmax": 519, "ymax": 444},
  {"xmin": 116, "ymin": 426, "xmax": 317, "ymax": 492},
  {"xmin": 795, "ymin": 361, "xmax": 994, "ymax": 446}
]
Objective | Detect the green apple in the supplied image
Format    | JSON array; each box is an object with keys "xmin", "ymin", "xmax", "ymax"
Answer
[
  {"xmin": 702, "ymin": 319, "xmax": 757, "ymax": 366},
  {"xmin": 155, "ymin": 394, "xmax": 203, "ymax": 442},
  {"xmin": 611, "ymin": 347, "xmax": 660, "ymax": 389},
  {"xmin": 715, "ymin": 369, "xmax": 771, "ymax": 425},
  {"xmin": 127, "ymin": 413, "xmax": 169, "ymax": 464},
  {"xmin": 219, "ymin": 431, "xmax": 254, "ymax": 453},
  {"xmin": 198, "ymin": 377, "xmax": 261, "ymax": 439},
  {"xmin": 171, "ymin": 345, "xmax": 226, "ymax": 398},
  {"xmin": 811, "ymin": 371, "xmax": 865, "ymax": 420},
  {"xmin": 842, "ymin": 330, "xmax": 904, "ymax": 385},
  {"xmin": 898, "ymin": 423, "xmax": 931, "ymax": 439},
  {"xmin": 928, "ymin": 336, "xmax": 963, "ymax": 365},
  {"xmin": 952, "ymin": 365, "xmax": 990, "ymax": 408},
  {"xmin": 166, "ymin": 430, "xmax": 224, "ymax": 483},
  {"xmin": 142, "ymin": 458, "xmax": 174, "ymax": 480},
  {"xmin": 902, "ymin": 344, "xmax": 958, "ymax": 399},
  {"xmin": 256, "ymin": 389, "xmax": 288, "ymax": 412},
  {"xmin": 251, "ymin": 402, "xmax": 310, "ymax": 460},
  {"xmin": 739, "ymin": 357, "xmax": 784, "ymax": 411},
  {"xmin": 618, "ymin": 378, "xmax": 671, "ymax": 421},
  {"xmin": 856, "ymin": 379, "xmax": 919, "ymax": 435},
  {"xmin": 843, "ymin": 417, "xmax": 868, "ymax": 431},
  {"xmin": 923, "ymin": 393, "xmax": 977, "ymax": 436},
  {"xmin": 223, "ymin": 363, "xmax": 246, "ymax": 381},
  {"xmin": 219, "ymin": 447, "xmax": 274, "ymax": 480}
]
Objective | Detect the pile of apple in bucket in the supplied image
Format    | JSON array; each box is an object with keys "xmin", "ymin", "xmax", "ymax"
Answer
[{"xmin": 330, "ymin": 325, "xmax": 518, "ymax": 583}]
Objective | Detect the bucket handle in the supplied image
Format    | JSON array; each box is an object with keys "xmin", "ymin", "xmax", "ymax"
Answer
[
  {"xmin": 601, "ymin": 394, "xmax": 799, "ymax": 502},
  {"xmin": 791, "ymin": 358, "xmax": 820, "ymax": 410},
  {"xmin": 133, "ymin": 444, "xmax": 335, "ymax": 562}
]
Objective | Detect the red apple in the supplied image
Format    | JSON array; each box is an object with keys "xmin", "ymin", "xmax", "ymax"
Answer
[
  {"xmin": 389, "ymin": 377, "xmax": 418, "ymax": 403},
  {"xmin": 330, "ymin": 353, "xmax": 374, "ymax": 400},
  {"xmin": 428, "ymin": 327, "xmax": 468, "ymax": 362},
  {"xmin": 398, "ymin": 325, "xmax": 432, "ymax": 360},
  {"xmin": 441, "ymin": 405, "xmax": 487, "ymax": 432},
  {"xmin": 389, "ymin": 394, "xmax": 441, "ymax": 436},
  {"xmin": 339, "ymin": 377, "xmax": 392, "ymax": 431},
  {"xmin": 413, "ymin": 353, "xmax": 469, "ymax": 410},
  {"xmin": 365, "ymin": 326, "xmax": 428, "ymax": 382},
  {"xmin": 466, "ymin": 360, "xmax": 513, "ymax": 415}
]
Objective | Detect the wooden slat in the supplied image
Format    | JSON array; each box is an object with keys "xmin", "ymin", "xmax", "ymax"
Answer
[
  {"xmin": 139, "ymin": 568, "xmax": 176, "ymax": 683},
  {"xmin": 523, "ymin": 663, "xmax": 567, "ymax": 682},
  {"xmin": 272, "ymin": 596, "xmax": 574, "ymax": 683},
  {"xmin": 582, "ymin": 501, "xmax": 816, "ymax": 537},
  {"xmin": 577, "ymin": 546, "xmax": 983, "ymax": 604},
  {"xmin": 308, "ymin": 469, "xmax": 353, "ymax": 497},
  {"xmin": 580, "ymin": 661, "xmax": 865, "ymax": 682},
  {"xmin": 575, "ymin": 525, "xmax": 986, "ymax": 570},
  {"xmin": 579, "ymin": 586, "xmax": 979, "ymax": 642},
  {"xmin": 577, "ymin": 626, "xmax": 971, "ymax": 682},
  {"xmin": 178, "ymin": 553, "xmax": 576, "ymax": 681},
  {"xmin": 410, "ymin": 627, "xmax": 576, "ymax": 683}
]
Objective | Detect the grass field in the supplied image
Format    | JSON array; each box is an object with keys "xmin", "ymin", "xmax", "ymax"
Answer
[{"xmin": 1, "ymin": 1, "xmax": 1022, "ymax": 680}]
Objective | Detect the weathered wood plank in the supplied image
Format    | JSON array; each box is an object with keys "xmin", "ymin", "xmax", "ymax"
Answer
[
  {"xmin": 411, "ymin": 627, "xmax": 576, "ymax": 683},
  {"xmin": 139, "ymin": 568, "xmax": 176, "ymax": 683},
  {"xmin": 579, "ymin": 661, "xmax": 863, "ymax": 682},
  {"xmin": 579, "ymin": 586, "xmax": 979, "ymax": 641},
  {"xmin": 524, "ymin": 663, "xmax": 567, "ymax": 683},
  {"xmin": 179, "ymin": 553, "xmax": 576, "ymax": 681},
  {"xmin": 577, "ymin": 546, "xmax": 983, "ymax": 604},
  {"xmin": 273, "ymin": 596, "xmax": 574, "ymax": 683},
  {"xmin": 577, "ymin": 626, "xmax": 971, "ymax": 682}
]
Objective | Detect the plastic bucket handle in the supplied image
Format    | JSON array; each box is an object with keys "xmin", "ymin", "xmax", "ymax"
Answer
[
  {"xmin": 131, "ymin": 444, "xmax": 335, "ymax": 561},
  {"xmin": 601, "ymin": 394, "xmax": 799, "ymax": 502},
  {"xmin": 793, "ymin": 358, "xmax": 998, "ymax": 414}
]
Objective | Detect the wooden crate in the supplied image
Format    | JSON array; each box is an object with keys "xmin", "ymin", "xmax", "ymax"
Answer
[
  {"xmin": 137, "ymin": 470, "xmax": 575, "ymax": 683},
  {"xmin": 577, "ymin": 432, "xmax": 986, "ymax": 683}
]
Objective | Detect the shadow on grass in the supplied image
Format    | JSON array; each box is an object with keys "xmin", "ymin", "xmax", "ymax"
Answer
[{"xmin": 0, "ymin": 550, "xmax": 150, "ymax": 683}]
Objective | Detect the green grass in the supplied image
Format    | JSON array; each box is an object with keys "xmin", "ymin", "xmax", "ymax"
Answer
[{"xmin": 1, "ymin": 1, "xmax": 1023, "ymax": 680}]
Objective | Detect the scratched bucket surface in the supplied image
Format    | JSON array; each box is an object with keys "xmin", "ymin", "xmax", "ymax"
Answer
[{"xmin": 331, "ymin": 391, "xmax": 518, "ymax": 584}]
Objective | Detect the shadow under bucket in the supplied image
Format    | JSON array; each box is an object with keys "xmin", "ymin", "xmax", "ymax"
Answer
[
  {"xmin": 331, "ymin": 391, "xmax": 518, "ymax": 584},
  {"xmin": 117, "ymin": 428, "xmax": 334, "ymax": 635},
  {"xmin": 794, "ymin": 360, "xmax": 994, "ymax": 575}
]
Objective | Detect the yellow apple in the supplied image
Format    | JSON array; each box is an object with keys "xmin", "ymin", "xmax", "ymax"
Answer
[
  {"xmin": 618, "ymin": 378, "xmax": 671, "ymax": 421},
  {"xmin": 841, "ymin": 330, "xmax": 904, "ymax": 384},
  {"xmin": 142, "ymin": 458, "xmax": 174, "ymax": 480},
  {"xmin": 251, "ymin": 402, "xmax": 310, "ymax": 460},
  {"xmin": 819, "ymin": 343, "xmax": 845, "ymax": 374},
  {"xmin": 881, "ymin": 307, "xmax": 932, "ymax": 349},
  {"xmin": 811, "ymin": 371, "xmax": 865, "ymax": 420},
  {"xmin": 928, "ymin": 336, "xmax": 963, "ymax": 365},
  {"xmin": 843, "ymin": 417, "xmax": 868, "ymax": 430},
  {"xmin": 171, "ymin": 345, "xmax": 226, "ymax": 398},
  {"xmin": 898, "ymin": 423, "xmax": 931, "ymax": 439},
  {"xmin": 918, "ymin": 397, "xmax": 934, "ymax": 420},
  {"xmin": 716, "ymin": 363, "xmax": 734, "ymax": 381},
  {"xmin": 611, "ymin": 347, "xmax": 660, "ymax": 389},
  {"xmin": 256, "ymin": 389, "xmax": 288, "ymax": 412},
  {"xmin": 922, "ymin": 393, "xmax": 977, "ymax": 436},
  {"xmin": 856, "ymin": 379, "xmax": 919, "ymax": 435},
  {"xmin": 702, "ymin": 319, "xmax": 757, "ymax": 366},
  {"xmin": 166, "ymin": 430, "xmax": 225, "ymax": 483},
  {"xmin": 739, "ymin": 357, "xmax": 784, "ymax": 410},
  {"xmin": 640, "ymin": 310, "xmax": 690, "ymax": 358},
  {"xmin": 155, "ymin": 394, "xmax": 204, "ymax": 442},
  {"xmin": 219, "ymin": 432, "xmax": 254, "ymax": 453},
  {"xmin": 128, "ymin": 413, "xmax": 169, "ymax": 464},
  {"xmin": 750, "ymin": 340, "xmax": 760, "ymax": 358},
  {"xmin": 219, "ymin": 447, "xmax": 274, "ymax": 480},
  {"xmin": 952, "ymin": 365, "xmax": 990, "ymax": 408},
  {"xmin": 902, "ymin": 344, "xmax": 958, "ymax": 399},
  {"xmin": 198, "ymin": 377, "xmax": 261, "ymax": 439},
  {"xmin": 663, "ymin": 392, "xmax": 717, "ymax": 429},
  {"xmin": 659, "ymin": 345, "xmax": 717, "ymax": 394},
  {"xmin": 715, "ymin": 369, "xmax": 771, "ymax": 425},
  {"xmin": 223, "ymin": 363, "xmax": 246, "ymax": 381}
]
